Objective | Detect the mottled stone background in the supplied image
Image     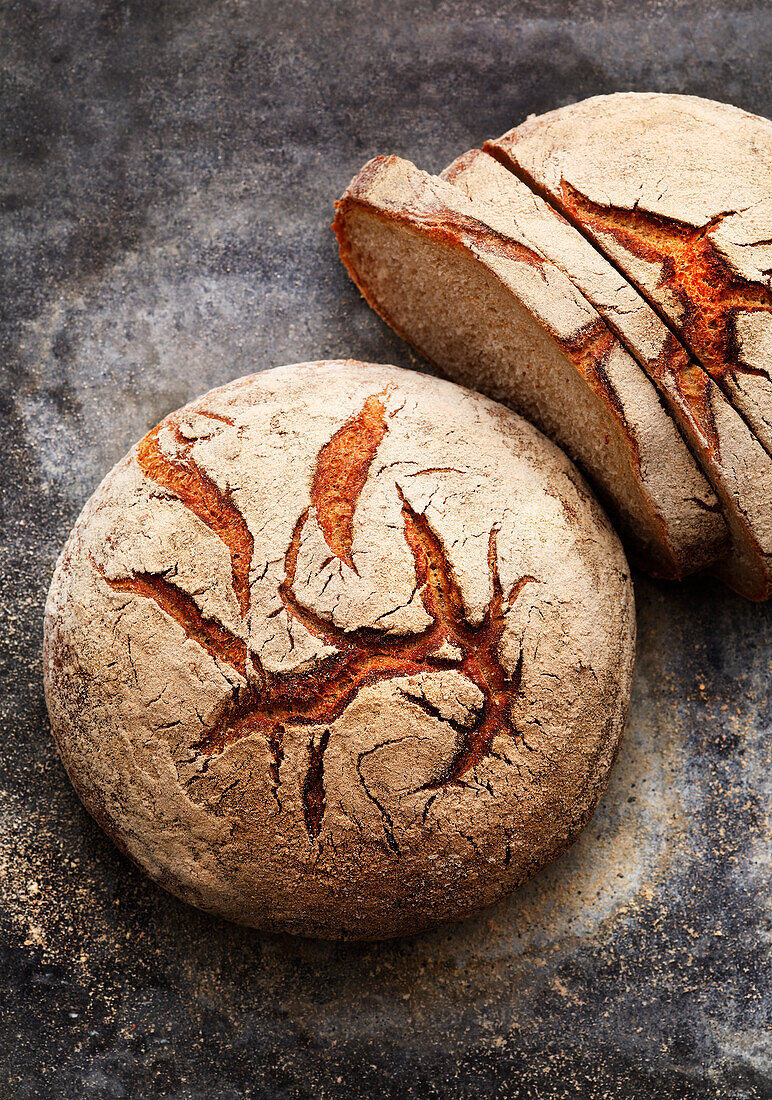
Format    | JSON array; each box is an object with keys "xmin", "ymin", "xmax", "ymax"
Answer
[{"xmin": 1, "ymin": 2, "xmax": 770, "ymax": 1097}]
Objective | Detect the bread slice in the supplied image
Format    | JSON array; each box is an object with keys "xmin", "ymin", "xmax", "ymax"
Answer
[
  {"xmin": 486, "ymin": 92, "xmax": 772, "ymax": 461},
  {"xmin": 334, "ymin": 155, "xmax": 726, "ymax": 579},
  {"xmin": 443, "ymin": 149, "xmax": 772, "ymax": 599}
]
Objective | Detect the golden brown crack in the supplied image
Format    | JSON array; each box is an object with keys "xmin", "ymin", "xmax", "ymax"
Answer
[
  {"xmin": 101, "ymin": 568, "xmax": 248, "ymax": 677},
  {"xmin": 569, "ymin": 261, "xmax": 721, "ymax": 460},
  {"xmin": 396, "ymin": 489, "xmax": 535, "ymax": 782},
  {"xmin": 100, "ymin": 393, "xmax": 538, "ymax": 843},
  {"xmin": 555, "ymin": 181, "xmax": 772, "ymax": 392},
  {"xmin": 303, "ymin": 728, "xmax": 331, "ymax": 839},
  {"xmin": 565, "ymin": 326, "xmax": 631, "ymax": 434},
  {"xmin": 311, "ymin": 392, "xmax": 389, "ymax": 570},
  {"xmin": 661, "ymin": 337, "xmax": 721, "ymax": 459},
  {"xmin": 137, "ymin": 415, "xmax": 255, "ymax": 616}
]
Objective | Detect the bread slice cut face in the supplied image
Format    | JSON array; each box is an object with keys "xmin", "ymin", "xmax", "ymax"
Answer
[
  {"xmin": 487, "ymin": 92, "xmax": 772, "ymax": 461},
  {"xmin": 334, "ymin": 155, "xmax": 726, "ymax": 581},
  {"xmin": 442, "ymin": 149, "xmax": 772, "ymax": 600}
]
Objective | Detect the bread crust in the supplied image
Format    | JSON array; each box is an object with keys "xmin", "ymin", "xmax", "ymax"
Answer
[
  {"xmin": 44, "ymin": 362, "xmax": 635, "ymax": 939},
  {"xmin": 487, "ymin": 92, "xmax": 772, "ymax": 460},
  {"xmin": 334, "ymin": 156, "xmax": 726, "ymax": 580},
  {"xmin": 443, "ymin": 149, "xmax": 772, "ymax": 600}
]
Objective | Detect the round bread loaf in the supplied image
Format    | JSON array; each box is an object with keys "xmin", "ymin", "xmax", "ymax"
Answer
[{"xmin": 44, "ymin": 361, "xmax": 635, "ymax": 939}]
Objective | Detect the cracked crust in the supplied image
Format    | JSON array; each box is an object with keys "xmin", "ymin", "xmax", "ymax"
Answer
[
  {"xmin": 334, "ymin": 155, "xmax": 726, "ymax": 581},
  {"xmin": 487, "ymin": 92, "xmax": 772, "ymax": 460},
  {"xmin": 44, "ymin": 361, "xmax": 635, "ymax": 939},
  {"xmin": 443, "ymin": 148, "xmax": 772, "ymax": 600}
]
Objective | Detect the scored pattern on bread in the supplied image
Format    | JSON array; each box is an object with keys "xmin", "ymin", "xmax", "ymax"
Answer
[
  {"xmin": 98, "ymin": 564, "xmax": 250, "ymax": 676},
  {"xmin": 442, "ymin": 149, "xmax": 772, "ymax": 599},
  {"xmin": 334, "ymin": 155, "xmax": 726, "ymax": 580},
  {"xmin": 99, "ymin": 391, "xmax": 537, "ymax": 843},
  {"xmin": 486, "ymin": 92, "xmax": 772, "ymax": 460},
  {"xmin": 310, "ymin": 390, "xmax": 391, "ymax": 570},
  {"xmin": 137, "ymin": 412, "xmax": 255, "ymax": 616}
]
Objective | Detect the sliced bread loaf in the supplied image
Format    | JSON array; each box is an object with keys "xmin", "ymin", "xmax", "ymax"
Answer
[
  {"xmin": 334, "ymin": 155, "xmax": 726, "ymax": 579},
  {"xmin": 443, "ymin": 149, "xmax": 772, "ymax": 599},
  {"xmin": 486, "ymin": 93, "xmax": 772, "ymax": 460}
]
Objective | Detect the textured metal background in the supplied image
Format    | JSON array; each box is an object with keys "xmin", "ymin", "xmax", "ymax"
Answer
[{"xmin": 1, "ymin": 2, "xmax": 770, "ymax": 1097}]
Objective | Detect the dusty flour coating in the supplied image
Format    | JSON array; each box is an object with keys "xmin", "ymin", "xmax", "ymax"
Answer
[{"xmin": 44, "ymin": 361, "xmax": 635, "ymax": 939}]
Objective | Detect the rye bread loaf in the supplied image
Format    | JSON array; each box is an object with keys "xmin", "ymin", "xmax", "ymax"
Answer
[
  {"xmin": 44, "ymin": 362, "xmax": 635, "ymax": 939},
  {"xmin": 443, "ymin": 149, "xmax": 772, "ymax": 600},
  {"xmin": 487, "ymin": 92, "xmax": 772, "ymax": 460},
  {"xmin": 334, "ymin": 156, "xmax": 725, "ymax": 580}
]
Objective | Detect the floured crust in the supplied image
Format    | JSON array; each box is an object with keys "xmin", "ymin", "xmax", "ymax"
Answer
[
  {"xmin": 443, "ymin": 149, "xmax": 772, "ymax": 600},
  {"xmin": 334, "ymin": 156, "xmax": 725, "ymax": 580},
  {"xmin": 488, "ymin": 92, "xmax": 772, "ymax": 459},
  {"xmin": 44, "ymin": 361, "xmax": 635, "ymax": 939}
]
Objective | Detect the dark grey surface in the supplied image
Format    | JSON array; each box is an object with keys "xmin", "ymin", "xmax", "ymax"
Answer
[{"xmin": 1, "ymin": 2, "xmax": 770, "ymax": 1097}]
